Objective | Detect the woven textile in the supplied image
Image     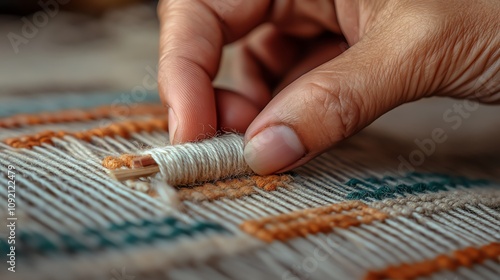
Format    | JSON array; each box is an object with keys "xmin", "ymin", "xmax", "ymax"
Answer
[{"xmin": 0, "ymin": 96, "xmax": 499, "ymax": 280}]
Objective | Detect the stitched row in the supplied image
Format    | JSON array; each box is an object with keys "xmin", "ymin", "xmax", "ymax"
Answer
[
  {"xmin": 0, "ymin": 217, "xmax": 226, "ymax": 257},
  {"xmin": 102, "ymin": 154, "xmax": 140, "ymax": 169},
  {"xmin": 370, "ymin": 188, "xmax": 500, "ymax": 216},
  {"xmin": 345, "ymin": 173, "xmax": 489, "ymax": 190},
  {"xmin": 3, "ymin": 118, "xmax": 168, "ymax": 149},
  {"xmin": 364, "ymin": 242, "xmax": 500, "ymax": 280},
  {"xmin": 177, "ymin": 174, "xmax": 293, "ymax": 202},
  {"xmin": 346, "ymin": 176, "xmax": 490, "ymax": 201},
  {"xmin": 0, "ymin": 103, "xmax": 165, "ymax": 128},
  {"xmin": 240, "ymin": 201, "xmax": 388, "ymax": 242}
]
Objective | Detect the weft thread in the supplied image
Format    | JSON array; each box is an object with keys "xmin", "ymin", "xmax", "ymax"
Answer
[
  {"xmin": 177, "ymin": 175, "xmax": 293, "ymax": 202},
  {"xmin": 364, "ymin": 242, "xmax": 500, "ymax": 280},
  {"xmin": 144, "ymin": 134, "xmax": 252, "ymax": 186},
  {"xmin": 240, "ymin": 201, "xmax": 388, "ymax": 242},
  {"xmin": 4, "ymin": 118, "xmax": 168, "ymax": 149},
  {"xmin": 0, "ymin": 103, "xmax": 165, "ymax": 128}
]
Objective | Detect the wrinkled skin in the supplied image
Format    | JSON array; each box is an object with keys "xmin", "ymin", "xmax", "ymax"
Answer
[{"xmin": 157, "ymin": 0, "xmax": 499, "ymax": 174}]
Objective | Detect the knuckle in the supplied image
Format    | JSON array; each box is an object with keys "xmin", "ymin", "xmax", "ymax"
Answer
[{"xmin": 305, "ymin": 79, "xmax": 363, "ymax": 141}]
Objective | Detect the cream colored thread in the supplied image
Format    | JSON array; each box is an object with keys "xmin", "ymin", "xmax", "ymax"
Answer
[
  {"xmin": 370, "ymin": 189, "xmax": 500, "ymax": 217},
  {"xmin": 144, "ymin": 134, "xmax": 252, "ymax": 186}
]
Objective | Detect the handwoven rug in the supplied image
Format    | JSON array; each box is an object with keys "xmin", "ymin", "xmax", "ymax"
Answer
[{"xmin": 1, "ymin": 92, "xmax": 499, "ymax": 280}]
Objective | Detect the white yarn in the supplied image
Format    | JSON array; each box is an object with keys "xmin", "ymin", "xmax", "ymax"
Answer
[
  {"xmin": 370, "ymin": 188, "xmax": 500, "ymax": 217},
  {"xmin": 150, "ymin": 178, "xmax": 182, "ymax": 211},
  {"xmin": 144, "ymin": 134, "xmax": 252, "ymax": 186}
]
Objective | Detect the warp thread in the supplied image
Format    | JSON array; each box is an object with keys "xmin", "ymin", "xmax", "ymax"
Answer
[
  {"xmin": 364, "ymin": 242, "xmax": 500, "ymax": 280},
  {"xmin": 144, "ymin": 134, "xmax": 252, "ymax": 186}
]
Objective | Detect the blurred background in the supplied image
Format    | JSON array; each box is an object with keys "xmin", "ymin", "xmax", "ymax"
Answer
[
  {"xmin": 0, "ymin": 0, "xmax": 159, "ymax": 95},
  {"xmin": 1, "ymin": 0, "xmax": 499, "ymax": 159}
]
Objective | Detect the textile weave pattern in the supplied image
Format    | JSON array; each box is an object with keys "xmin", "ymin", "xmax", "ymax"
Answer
[{"xmin": 0, "ymin": 98, "xmax": 499, "ymax": 280}]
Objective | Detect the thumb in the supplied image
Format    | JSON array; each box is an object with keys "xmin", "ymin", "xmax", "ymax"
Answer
[{"xmin": 243, "ymin": 25, "xmax": 424, "ymax": 175}]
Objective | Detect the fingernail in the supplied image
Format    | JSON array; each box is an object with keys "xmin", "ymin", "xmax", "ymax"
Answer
[
  {"xmin": 244, "ymin": 125, "xmax": 305, "ymax": 174},
  {"xmin": 168, "ymin": 107, "xmax": 178, "ymax": 144}
]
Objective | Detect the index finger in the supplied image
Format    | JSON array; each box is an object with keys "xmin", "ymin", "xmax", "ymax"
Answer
[{"xmin": 157, "ymin": 0, "xmax": 271, "ymax": 143}]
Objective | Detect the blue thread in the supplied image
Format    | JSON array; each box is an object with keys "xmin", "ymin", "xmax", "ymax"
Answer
[
  {"xmin": 0, "ymin": 91, "xmax": 161, "ymax": 117},
  {"xmin": 29, "ymin": 232, "xmax": 59, "ymax": 254},
  {"xmin": 96, "ymin": 236, "xmax": 118, "ymax": 248},
  {"xmin": 60, "ymin": 234, "xmax": 88, "ymax": 253},
  {"xmin": 1, "ymin": 238, "xmax": 10, "ymax": 259},
  {"xmin": 123, "ymin": 234, "xmax": 142, "ymax": 245},
  {"xmin": 345, "ymin": 178, "xmax": 377, "ymax": 190},
  {"xmin": 15, "ymin": 217, "xmax": 227, "ymax": 257},
  {"xmin": 412, "ymin": 183, "xmax": 427, "ymax": 193},
  {"xmin": 395, "ymin": 184, "xmax": 411, "ymax": 195},
  {"xmin": 345, "ymin": 173, "xmax": 491, "ymax": 201},
  {"xmin": 346, "ymin": 191, "xmax": 369, "ymax": 200},
  {"xmin": 366, "ymin": 177, "xmax": 382, "ymax": 184},
  {"xmin": 427, "ymin": 182, "xmax": 446, "ymax": 192}
]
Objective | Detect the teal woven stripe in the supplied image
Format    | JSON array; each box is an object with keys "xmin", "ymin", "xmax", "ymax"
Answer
[
  {"xmin": 345, "ymin": 173, "xmax": 490, "ymax": 201},
  {"xmin": 0, "ymin": 91, "xmax": 160, "ymax": 117},
  {"xmin": 1, "ymin": 217, "xmax": 226, "ymax": 257}
]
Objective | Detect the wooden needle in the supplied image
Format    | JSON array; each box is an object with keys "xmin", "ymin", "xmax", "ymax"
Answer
[
  {"xmin": 108, "ymin": 155, "xmax": 160, "ymax": 181},
  {"xmin": 132, "ymin": 155, "xmax": 157, "ymax": 168},
  {"xmin": 107, "ymin": 165, "xmax": 160, "ymax": 181}
]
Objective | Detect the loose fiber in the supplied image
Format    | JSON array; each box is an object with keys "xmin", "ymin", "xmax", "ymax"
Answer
[{"xmin": 144, "ymin": 134, "xmax": 252, "ymax": 186}]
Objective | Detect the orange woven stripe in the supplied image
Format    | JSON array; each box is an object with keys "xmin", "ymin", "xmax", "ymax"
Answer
[
  {"xmin": 0, "ymin": 104, "xmax": 166, "ymax": 128},
  {"xmin": 365, "ymin": 242, "xmax": 500, "ymax": 280},
  {"xmin": 177, "ymin": 174, "xmax": 293, "ymax": 201},
  {"xmin": 102, "ymin": 154, "xmax": 139, "ymax": 169},
  {"xmin": 240, "ymin": 201, "xmax": 388, "ymax": 242},
  {"xmin": 4, "ymin": 118, "xmax": 167, "ymax": 149}
]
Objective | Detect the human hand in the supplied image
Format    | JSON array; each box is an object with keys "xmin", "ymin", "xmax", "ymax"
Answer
[{"xmin": 158, "ymin": 0, "xmax": 499, "ymax": 175}]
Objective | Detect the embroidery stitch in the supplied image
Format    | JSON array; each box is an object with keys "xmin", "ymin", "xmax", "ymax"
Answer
[
  {"xmin": 346, "ymin": 173, "xmax": 490, "ymax": 201},
  {"xmin": 364, "ymin": 242, "xmax": 500, "ymax": 280},
  {"xmin": 7, "ymin": 217, "xmax": 227, "ymax": 256},
  {"xmin": 102, "ymin": 154, "xmax": 139, "ymax": 170},
  {"xmin": 240, "ymin": 201, "xmax": 388, "ymax": 242},
  {"xmin": 370, "ymin": 188, "xmax": 500, "ymax": 216},
  {"xmin": 177, "ymin": 174, "xmax": 293, "ymax": 202}
]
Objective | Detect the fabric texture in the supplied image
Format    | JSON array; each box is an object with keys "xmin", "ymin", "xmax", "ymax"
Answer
[{"xmin": 0, "ymin": 96, "xmax": 499, "ymax": 280}]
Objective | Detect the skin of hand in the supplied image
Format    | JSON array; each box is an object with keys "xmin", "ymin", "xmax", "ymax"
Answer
[{"xmin": 157, "ymin": 0, "xmax": 500, "ymax": 175}]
